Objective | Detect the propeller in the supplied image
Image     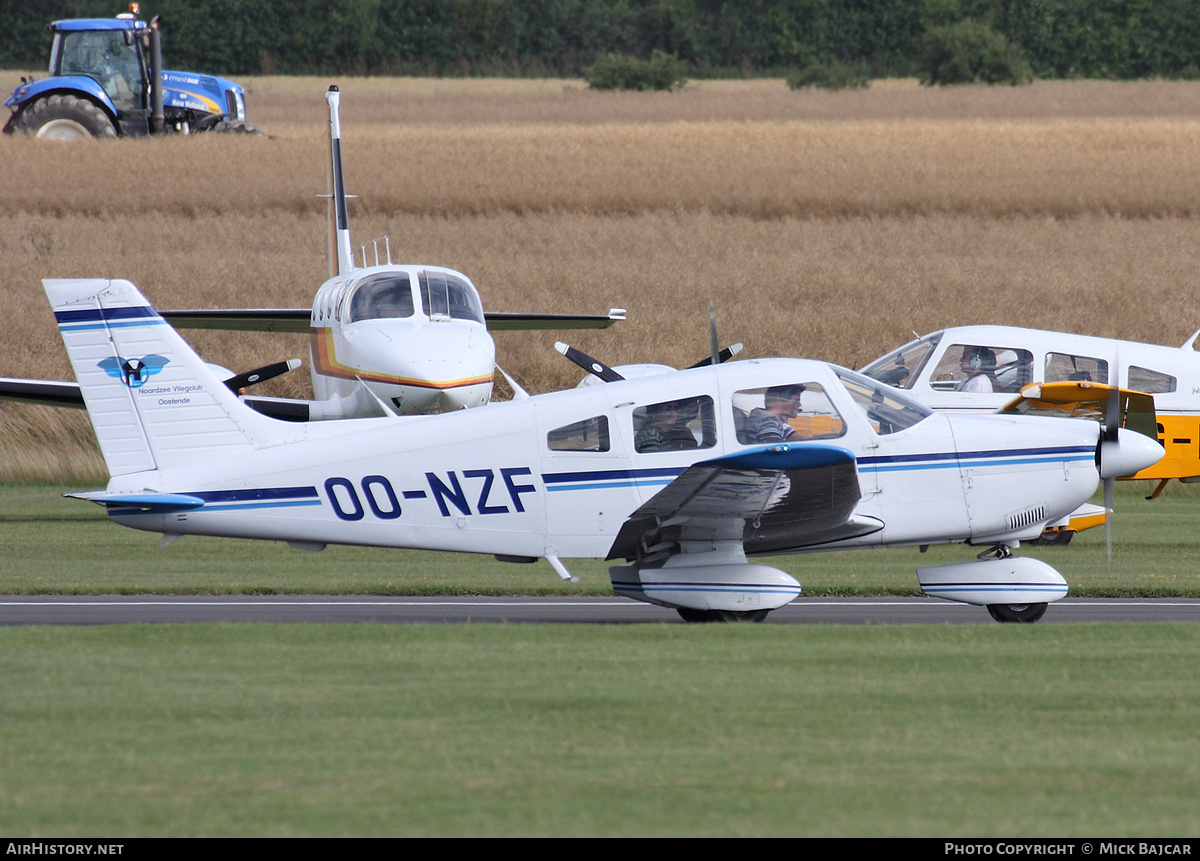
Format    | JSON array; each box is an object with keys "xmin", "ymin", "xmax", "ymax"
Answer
[
  {"xmin": 555, "ymin": 342, "xmax": 625, "ymax": 382},
  {"xmin": 1101, "ymin": 381, "xmax": 1120, "ymax": 562},
  {"xmin": 687, "ymin": 343, "xmax": 743, "ymax": 369},
  {"xmin": 557, "ymin": 303, "xmax": 742, "ymax": 383},
  {"xmin": 1093, "ymin": 352, "xmax": 1163, "ymax": 561},
  {"xmin": 223, "ymin": 359, "xmax": 302, "ymax": 393}
]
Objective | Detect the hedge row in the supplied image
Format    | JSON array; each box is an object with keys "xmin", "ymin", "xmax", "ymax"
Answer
[{"xmin": 2, "ymin": 0, "xmax": 1198, "ymax": 81}]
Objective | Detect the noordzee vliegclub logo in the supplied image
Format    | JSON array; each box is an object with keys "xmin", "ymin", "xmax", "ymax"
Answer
[{"xmin": 98, "ymin": 355, "xmax": 170, "ymax": 388}]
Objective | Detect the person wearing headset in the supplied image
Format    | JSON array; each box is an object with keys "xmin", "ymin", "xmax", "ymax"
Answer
[{"xmin": 955, "ymin": 346, "xmax": 999, "ymax": 393}]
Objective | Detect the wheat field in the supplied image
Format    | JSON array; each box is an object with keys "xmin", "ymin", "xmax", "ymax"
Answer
[{"xmin": 2, "ymin": 75, "xmax": 1199, "ymax": 480}]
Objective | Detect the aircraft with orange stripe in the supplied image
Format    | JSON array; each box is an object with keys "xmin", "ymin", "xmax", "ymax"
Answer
[
  {"xmin": 0, "ymin": 85, "xmax": 622, "ymax": 422},
  {"xmin": 157, "ymin": 85, "xmax": 622, "ymax": 421}
]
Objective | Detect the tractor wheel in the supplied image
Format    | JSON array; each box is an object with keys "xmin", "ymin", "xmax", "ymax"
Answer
[
  {"xmin": 209, "ymin": 119, "xmax": 265, "ymax": 136},
  {"xmin": 10, "ymin": 95, "xmax": 116, "ymax": 140}
]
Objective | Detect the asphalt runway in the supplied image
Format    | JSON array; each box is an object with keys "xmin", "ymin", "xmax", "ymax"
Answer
[{"xmin": 2, "ymin": 595, "xmax": 1200, "ymax": 625}]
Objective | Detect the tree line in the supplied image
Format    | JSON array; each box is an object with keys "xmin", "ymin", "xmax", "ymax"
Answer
[{"xmin": 2, "ymin": 0, "xmax": 1198, "ymax": 81}]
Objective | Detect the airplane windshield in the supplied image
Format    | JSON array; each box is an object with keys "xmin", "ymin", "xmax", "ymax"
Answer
[
  {"xmin": 419, "ymin": 271, "xmax": 485, "ymax": 324},
  {"xmin": 836, "ymin": 369, "xmax": 932, "ymax": 435},
  {"xmin": 861, "ymin": 332, "xmax": 941, "ymax": 390},
  {"xmin": 346, "ymin": 273, "xmax": 415, "ymax": 322}
]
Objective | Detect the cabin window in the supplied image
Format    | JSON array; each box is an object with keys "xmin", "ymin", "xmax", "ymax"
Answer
[
  {"xmin": 837, "ymin": 370, "xmax": 932, "ymax": 435},
  {"xmin": 633, "ymin": 396, "xmax": 716, "ymax": 453},
  {"xmin": 930, "ymin": 344, "xmax": 1034, "ymax": 393},
  {"xmin": 1045, "ymin": 352, "xmax": 1109, "ymax": 385},
  {"xmin": 419, "ymin": 271, "xmax": 485, "ymax": 324},
  {"xmin": 548, "ymin": 416, "xmax": 610, "ymax": 452},
  {"xmin": 347, "ymin": 274, "xmax": 414, "ymax": 323},
  {"xmin": 57, "ymin": 30, "xmax": 145, "ymax": 111},
  {"xmin": 862, "ymin": 332, "xmax": 941, "ymax": 390},
  {"xmin": 732, "ymin": 383, "xmax": 845, "ymax": 445},
  {"xmin": 1128, "ymin": 366, "xmax": 1176, "ymax": 394}
]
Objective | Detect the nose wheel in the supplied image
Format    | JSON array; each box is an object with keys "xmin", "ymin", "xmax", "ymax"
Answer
[{"xmin": 986, "ymin": 603, "xmax": 1048, "ymax": 623}]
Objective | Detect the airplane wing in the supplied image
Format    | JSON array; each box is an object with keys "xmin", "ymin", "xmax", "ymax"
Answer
[
  {"xmin": 158, "ymin": 308, "xmax": 627, "ymax": 332},
  {"xmin": 0, "ymin": 378, "xmax": 85, "ymax": 408},
  {"xmin": 606, "ymin": 444, "xmax": 881, "ymax": 562},
  {"xmin": 484, "ymin": 309, "xmax": 626, "ymax": 330},
  {"xmin": 999, "ymin": 381, "xmax": 1158, "ymax": 439},
  {"xmin": 160, "ymin": 310, "xmax": 311, "ymax": 333}
]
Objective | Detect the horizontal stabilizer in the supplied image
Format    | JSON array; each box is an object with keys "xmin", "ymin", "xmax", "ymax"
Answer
[{"xmin": 65, "ymin": 490, "xmax": 205, "ymax": 512}]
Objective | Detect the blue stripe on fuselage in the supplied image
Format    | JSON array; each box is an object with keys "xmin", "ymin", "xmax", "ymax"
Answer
[{"xmin": 541, "ymin": 446, "xmax": 1094, "ymax": 490}]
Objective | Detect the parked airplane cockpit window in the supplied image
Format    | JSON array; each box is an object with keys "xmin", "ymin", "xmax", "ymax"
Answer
[
  {"xmin": 862, "ymin": 332, "xmax": 942, "ymax": 390},
  {"xmin": 930, "ymin": 344, "xmax": 1034, "ymax": 393},
  {"xmin": 1128, "ymin": 366, "xmax": 1177, "ymax": 394},
  {"xmin": 1045, "ymin": 352, "xmax": 1109, "ymax": 386},
  {"xmin": 633, "ymin": 396, "xmax": 716, "ymax": 453},
  {"xmin": 836, "ymin": 370, "xmax": 931, "ymax": 435},
  {"xmin": 732, "ymin": 383, "xmax": 845, "ymax": 445},
  {"xmin": 548, "ymin": 416, "xmax": 610, "ymax": 452},
  {"xmin": 419, "ymin": 271, "xmax": 485, "ymax": 324},
  {"xmin": 346, "ymin": 273, "xmax": 415, "ymax": 323}
]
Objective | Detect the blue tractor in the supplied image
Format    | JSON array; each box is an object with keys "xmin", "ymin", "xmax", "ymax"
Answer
[{"xmin": 3, "ymin": 7, "xmax": 259, "ymax": 139}]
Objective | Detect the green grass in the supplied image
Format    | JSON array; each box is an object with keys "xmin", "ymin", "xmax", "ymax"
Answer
[
  {"xmin": 2, "ymin": 623, "xmax": 1199, "ymax": 837},
  {"xmin": 3, "ymin": 483, "xmax": 1199, "ymax": 836},
  {"xmin": 2, "ymin": 482, "xmax": 1199, "ymax": 597}
]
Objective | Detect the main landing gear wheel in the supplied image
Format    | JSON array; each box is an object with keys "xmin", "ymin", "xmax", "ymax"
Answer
[
  {"xmin": 677, "ymin": 608, "xmax": 770, "ymax": 623},
  {"xmin": 12, "ymin": 95, "xmax": 117, "ymax": 140},
  {"xmin": 987, "ymin": 602, "xmax": 1048, "ymax": 623}
]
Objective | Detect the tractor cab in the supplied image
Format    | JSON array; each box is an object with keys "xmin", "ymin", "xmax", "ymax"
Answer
[{"xmin": 3, "ymin": 5, "xmax": 256, "ymax": 139}]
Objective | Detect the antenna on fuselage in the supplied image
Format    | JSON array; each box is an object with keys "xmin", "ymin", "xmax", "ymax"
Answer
[{"xmin": 326, "ymin": 85, "xmax": 354, "ymax": 279}]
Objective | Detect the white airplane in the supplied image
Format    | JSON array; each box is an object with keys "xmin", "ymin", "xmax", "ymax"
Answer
[
  {"xmin": 44, "ymin": 277, "xmax": 1164, "ymax": 623},
  {"xmin": 861, "ymin": 324, "xmax": 1200, "ymax": 498},
  {"xmin": 0, "ymin": 85, "xmax": 624, "ymax": 421}
]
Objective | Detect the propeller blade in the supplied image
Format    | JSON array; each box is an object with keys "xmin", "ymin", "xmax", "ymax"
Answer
[
  {"xmin": 555, "ymin": 342, "xmax": 625, "ymax": 382},
  {"xmin": 223, "ymin": 359, "xmax": 301, "ymax": 393},
  {"xmin": 687, "ymin": 343, "xmax": 744, "ymax": 369},
  {"xmin": 1104, "ymin": 474, "xmax": 1114, "ymax": 563}
]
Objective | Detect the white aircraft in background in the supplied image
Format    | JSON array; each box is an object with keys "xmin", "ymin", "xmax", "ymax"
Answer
[
  {"xmin": 862, "ymin": 324, "xmax": 1200, "ymax": 507},
  {"xmin": 45, "ymin": 277, "xmax": 1163, "ymax": 623},
  {"xmin": 0, "ymin": 85, "xmax": 623, "ymax": 421}
]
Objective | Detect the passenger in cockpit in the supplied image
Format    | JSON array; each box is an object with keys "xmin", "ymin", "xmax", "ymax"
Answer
[{"xmin": 746, "ymin": 385, "xmax": 805, "ymax": 443}]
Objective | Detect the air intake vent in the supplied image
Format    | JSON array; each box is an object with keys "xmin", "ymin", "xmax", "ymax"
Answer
[{"xmin": 1007, "ymin": 505, "xmax": 1046, "ymax": 531}]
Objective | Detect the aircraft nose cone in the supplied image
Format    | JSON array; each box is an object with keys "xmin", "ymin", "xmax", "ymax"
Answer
[{"xmin": 1098, "ymin": 427, "xmax": 1165, "ymax": 479}]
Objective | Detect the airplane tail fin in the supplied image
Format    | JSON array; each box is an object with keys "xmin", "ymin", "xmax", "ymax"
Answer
[
  {"xmin": 45, "ymin": 278, "xmax": 292, "ymax": 477},
  {"xmin": 326, "ymin": 85, "xmax": 354, "ymax": 278}
]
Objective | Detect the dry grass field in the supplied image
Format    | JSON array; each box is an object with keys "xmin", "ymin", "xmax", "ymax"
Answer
[{"xmin": 2, "ymin": 75, "xmax": 1200, "ymax": 480}]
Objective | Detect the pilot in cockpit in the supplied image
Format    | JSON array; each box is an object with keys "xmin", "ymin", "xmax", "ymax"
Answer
[
  {"xmin": 954, "ymin": 346, "xmax": 999, "ymax": 393},
  {"xmin": 746, "ymin": 384, "xmax": 805, "ymax": 443}
]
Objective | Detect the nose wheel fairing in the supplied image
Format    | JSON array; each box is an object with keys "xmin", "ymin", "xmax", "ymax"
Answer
[{"xmin": 917, "ymin": 556, "xmax": 1068, "ymax": 608}]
